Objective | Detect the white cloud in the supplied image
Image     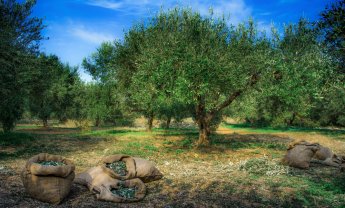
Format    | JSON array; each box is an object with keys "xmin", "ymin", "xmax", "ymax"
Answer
[
  {"xmin": 70, "ymin": 27, "xmax": 113, "ymax": 44},
  {"xmin": 258, "ymin": 12, "xmax": 272, "ymax": 16},
  {"xmin": 86, "ymin": 0, "xmax": 123, "ymax": 10},
  {"xmin": 83, "ymin": 0, "xmax": 253, "ymax": 24},
  {"xmin": 202, "ymin": 0, "xmax": 252, "ymax": 24},
  {"xmin": 85, "ymin": 0, "xmax": 156, "ymax": 12}
]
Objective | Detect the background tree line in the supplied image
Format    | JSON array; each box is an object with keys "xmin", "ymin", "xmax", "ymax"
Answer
[{"xmin": 1, "ymin": 0, "xmax": 344, "ymax": 146}]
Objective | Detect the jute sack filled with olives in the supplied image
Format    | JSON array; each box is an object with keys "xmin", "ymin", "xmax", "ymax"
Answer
[
  {"xmin": 282, "ymin": 140, "xmax": 345, "ymax": 169},
  {"xmin": 282, "ymin": 141, "xmax": 319, "ymax": 169},
  {"xmin": 75, "ymin": 166, "xmax": 146, "ymax": 202},
  {"xmin": 21, "ymin": 153, "xmax": 75, "ymax": 204},
  {"xmin": 101, "ymin": 154, "xmax": 163, "ymax": 182}
]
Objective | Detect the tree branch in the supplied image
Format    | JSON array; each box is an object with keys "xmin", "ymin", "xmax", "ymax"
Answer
[{"xmin": 209, "ymin": 73, "xmax": 261, "ymax": 116}]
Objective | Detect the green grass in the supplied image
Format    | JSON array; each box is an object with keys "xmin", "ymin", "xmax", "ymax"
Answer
[
  {"xmin": 267, "ymin": 174, "xmax": 345, "ymax": 207},
  {"xmin": 222, "ymin": 123, "xmax": 345, "ymax": 137}
]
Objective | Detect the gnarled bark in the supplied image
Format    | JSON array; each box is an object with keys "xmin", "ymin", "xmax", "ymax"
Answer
[
  {"xmin": 195, "ymin": 96, "xmax": 212, "ymax": 147},
  {"xmin": 196, "ymin": 116, "xmax": 211, "ymax": 146}
]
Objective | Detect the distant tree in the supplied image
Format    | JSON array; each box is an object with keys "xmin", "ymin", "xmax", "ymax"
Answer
[
  {"xmin": 82, "ymin": 42, "xmax": 116, "ymax": 83},
  {"xmin": 82, "ymin": 83, "xmax": 113, "ymax": 126},
  {"xmin": 52, "ymin": 64, "xmax": 80, "ymax": 122},
  {"xmin": 0, "ymin": 0, "xmax": 44, "ymax": 132},
  {"xmin": 157, "ymin": 102, "xmax": 191, "ymax": 129},
  {"xmin": 82, "ymin": 42, "xmax": 127, "ymax": 126},
  {"xmin": 29, "ymin": 54, "xmax": 79, "ymax": 127}
]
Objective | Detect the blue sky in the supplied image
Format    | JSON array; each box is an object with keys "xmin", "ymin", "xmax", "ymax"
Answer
[{"xmin": 32, "ymin": 0, "xmax": 334, "ymax": 81}]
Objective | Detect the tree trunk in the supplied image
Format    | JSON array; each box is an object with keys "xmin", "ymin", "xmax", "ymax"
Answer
[
  {"xmin": 288, "ymin": 112, "xmax": 296, "ymax": 126},
  {"xmin": 196, "ymin": 116, "xmax": 211, "ymax": 146},
  {"xmin": 2, "ymin": 122, "xmax": 13, "ymax": 133},
  {"xmin": 195, "ymin": 96, "xmax": 212, "ymax": 147},
  {"xmin": 147, "ymin": 113, "xmax": 154, "ymax": 132},
  {"xmin": 42, "ymin": 117, "xmax": 48, "ymax": 128},
  {"xmin": 166, "ymin": 116, "xmax": 171, "ymax": 129},
  {"xmin": 95, "ymin": 117, "xmax": 100, "ymax": 127}
]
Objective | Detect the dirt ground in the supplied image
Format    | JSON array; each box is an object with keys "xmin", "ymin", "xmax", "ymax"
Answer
[{"xmin": 0, "ymin": 125, "xmax": 344, "ymax": 208}]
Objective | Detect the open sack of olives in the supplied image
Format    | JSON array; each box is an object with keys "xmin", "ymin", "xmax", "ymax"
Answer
[
  {"xmin": 21, "ymin": 153, "xmax": 75, "ymax": 204},
  {"xmin": 75, "ymin": 154, "xmax": 162, "ymax": 203},
  {"xmin": 75, "ymin": 166, "xmax": 146, "ymax": 202},
  {"xmin": 101, "ymin": 154, "xmax": 163, "ymax": 182}
]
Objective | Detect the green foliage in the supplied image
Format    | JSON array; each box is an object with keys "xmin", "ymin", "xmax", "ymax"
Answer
[
  {"xmin": 317, "ymin": 0, "xmax": 345, "ymax": 74},
  {"xmin": 82, "ymin": 43, "xmax": 134, "ymax": 127},
  {"xmin": 112, "ymin": 8, "xmax": 274, "ymax": 143},
  {"xmin": 28, "ymin": 54, "xmax": 79, "ymax": 126},
  {"xmin": 0, "ymin": 0, "xmax": 44, "ymax": 132},
  {"xmin": 306, "ymin": 1, "xmax": 345, "ymax": 128},
  {"xmin": 109, "ymin": 8, "xmax": 335, "ymax": 145},
  {"xmin": 311, "ymin": 84, "xmax": 345, "ymax": 126},
  {"xmin": 226, "ymin": 19, "xmax": 336, "ymax": 127},
  {"xmin": 68, "ymin": 82, "xmax": 128, "ymax": 127},
  {"xmin": 82, "ymin": 41, "xmax": 116, "ymax": 83}
]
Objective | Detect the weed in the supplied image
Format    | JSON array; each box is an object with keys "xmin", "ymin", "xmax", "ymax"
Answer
[
  {"xmin": 175, "ymin": 149, "xmax": 184, "ymax": 154},
  {"xmin": 144, "ymin": 145, "xmax": 159, "ymax": 152},
  {"xmin": 239, "ymin": 156, "xmax": 290, "ymax": 176}
]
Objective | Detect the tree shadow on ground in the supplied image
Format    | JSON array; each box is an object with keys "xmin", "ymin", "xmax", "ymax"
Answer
[
  {"xmin": 16, "ymin": 127, "xmax": 81, "ymax": 135},
  {"xmin": 162, "ymin": 132, "xmax": 292, "ymax": 154},
  {"xmin": 0, "ymin": 130, "xmax": 112, "ymax": 161}
]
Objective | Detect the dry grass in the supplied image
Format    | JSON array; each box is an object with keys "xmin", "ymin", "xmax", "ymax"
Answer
[{"xmin": 0, "ymin": 124, "xmax": 344, "ymax": 207}]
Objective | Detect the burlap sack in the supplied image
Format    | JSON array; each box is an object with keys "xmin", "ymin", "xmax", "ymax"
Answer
[
  {"xmin": 21, "ymin": 153, "xmax": 75, "ymax": 204},
  {"xmin": 133, "ymin": 157, "xmax": 163, "ymax": 182},
  {"xmin": 101, "ymin": 155, "xmax": 163, "ymax": 182},
  {"xmin": 101, "ymin": 155, "xmax": 137, "ymax": 180},
  {"xmin": 75, "ymin": 166, "xmax": 105, "ymax": 188},
  {"xmin": 282, "ymin": 141, "xmax": 320, "ymax": 169},
  {"xmin": 312, "ymin": 145, "xmax": 343, "ymax": 167},
  {"xmin": 75, "ymin": 166, "xmax": 146, "ymax": 202},
  {"xmin": 97, "ymin": 178, "xmax": 146, "ymax": 203},
  {"xmin": 340, "ymin": 156, "xmax": 345, "ymax": 172},
  {"xmin": 314, "ymin": 146, "xmax": 334, "ymax": 160},
  {"xmin": 25, "ymin": 153, "xmax": 75, "ymax": 177}
]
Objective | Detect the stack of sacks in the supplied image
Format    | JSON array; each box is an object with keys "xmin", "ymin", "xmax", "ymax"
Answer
[
  {"xmin": 75, "ymin": 154, "xmax": 163, "ymax": 202},
  {"xmin": 21, "ymin": 153, "xmax": 75, "ymax": 204},
  {"xmin": 283, "ymin": 141, "xmax": 344, "ymax": 169}
]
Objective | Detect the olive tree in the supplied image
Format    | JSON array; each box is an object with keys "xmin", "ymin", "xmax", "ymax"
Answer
[
  {"xmin": 116, "ymin": 8, "xmax": 335, "ymax": 146},
  {"xmin": 114, "ymin": 9, "xmax": 274, "ymax": 143},
  {"xmin": 0, "ymin": 0, "xmax": 44, "ymax": 132},
  {"xmin": 29, "ymin": 54, "xmax": 79, "ymax": 127}
]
